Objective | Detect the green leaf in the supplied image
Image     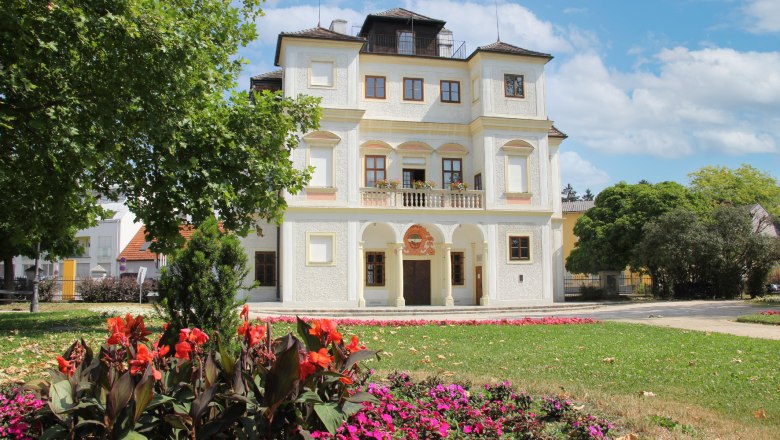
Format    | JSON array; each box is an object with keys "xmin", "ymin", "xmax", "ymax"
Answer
[
  {"xmin": 164, "ymin": 413, "xmax": 191, "ymax": 430},
  {"xmin": 205, "ymin": 353, "xmax": 218, "ymax": 388},
  {"xmin": 345, "ymin": 391, "xmax": 379, "ymax": 404},
  {"xmin": 119, "ymin": 431, "xmax": 148, "ymax": 440},
  {"xmin": 108, "ymin": 372, "xmax": 134, "ymax": 424},
  {"xmin": 39, "ymin": 424, "xmax": 67, "ymax": 440},
  {"xmin": 218, "ymin": 334, "xmax": 236, "ymax": 376},
  {"xmin": 297, "ymin": 316, "xmax": 323, "ymax": 352},
  {"xmin": 49, "ymin": 379, "xmax": 75, "ymax": 415},
  {"xmin": 313, "ymin": 402, "xmax": 346, "ymax": 435},
  {"xmin": 296, "ymin": 390, "xmax": 323, "ymax": 404},
  {"xmin": 133, "ymin": 367, "xmax": 155, "ymax": 423},
  {"xmin": 343, "ymin": 350, "xmax": 378, "ymax": 371},
  {"xmin": 263, "ymin": 338, "xmax": 301, "ymax": 415}
]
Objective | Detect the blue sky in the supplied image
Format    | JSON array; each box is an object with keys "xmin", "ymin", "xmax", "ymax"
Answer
[{"xmin": 236, "ymin": 0, "xmax": 780, "ymax": 194}]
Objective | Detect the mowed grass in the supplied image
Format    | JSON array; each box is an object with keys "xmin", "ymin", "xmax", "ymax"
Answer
[
  {"xmin": 1, "ymin": 306, "xmax": 778, "ymax": 438},
  {"xmin": 737, "ymin": 313, "xmax": 780, "ymax": 325}
]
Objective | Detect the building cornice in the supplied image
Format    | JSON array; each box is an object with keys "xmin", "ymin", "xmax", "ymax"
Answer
[
  {"xmin": 321, "ymin": 108, "xmax": 366, "ymax": 123},
  {"xmin": 359, "ymin": 119, "xmax": 471, "ymax": 136},
  {"xmin": 469, "ymin": 116, "xmax": 552, "ymax": 134}
]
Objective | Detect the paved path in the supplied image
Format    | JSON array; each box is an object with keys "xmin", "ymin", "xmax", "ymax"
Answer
[
  {"xmin": 523, "ymin": 300, "xmax": 780, "ymax": 340},
  {"xmin": 250, "ymin": 300, "xmax": 780, "ymax": 340}
]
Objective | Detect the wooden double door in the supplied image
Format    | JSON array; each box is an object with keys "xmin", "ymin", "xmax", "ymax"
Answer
[{"xmin": 403, "ymin": 260, "xmax": 431, "ymax": 305}]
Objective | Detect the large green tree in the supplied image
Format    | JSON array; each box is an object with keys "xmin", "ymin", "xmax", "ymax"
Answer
[
  {"xmin": 1, "ymin": 1, "xmax": 319, "ymax": 292},
  {"xmin": 689, "ymin": 164, "xmax": 780, "ymax": 215},
  {"xmin": 566, "ymin": 181, "xmax": 705, "ymax": 274}
]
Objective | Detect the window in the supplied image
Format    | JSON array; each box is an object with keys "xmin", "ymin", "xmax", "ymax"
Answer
[
  {"xmin": 474, "ymin": 173, "xmax": 482, "ymax": 191},
  {"xmin": 398, "ymin": 31, "xmax": 414, "ymax": 55},
  {"xmin": 509, "ymin": 236, "xmax": 530, "ymax": 261},
  {"xmin": 309, "ymin": 147, "xmax": 333, "ymax": 187},
  {"xmin": 504, "ymin": 74, "xmax": 524, "ymax": 98},
  {"xmin": 310, "ymin": 61, "xmax": 333, "ymax": 87},
  {"xmin": 506, "ymin": 155, "xmax": 528, "ymax": 193},
  {"xmin": 365, "ymin": 155, "xmax": 386, "ymax": 188},
  {"xmin": 440, "ymin": 80, "xmax": 460, "ymax": 103},
  {"xmin": 73, "ymin": 237, "xmax": 90, "ymax": 258},
  {"xmin": 451, "ymin": 252, "xmax": 464, "ymax": 285},
  {"xmin": 442, "ymin": 158, "xmax": 462, "ymax": 188},
  {"xmin": 307, "ymin": 233, "xmax": 335, "ymax": 265},
  {"xmin": 97, "ymin": 236, "xmax": 112, "ymax": 258},
  {"xmin": 365, "ymin": 252, "xmax": 385, "ymax": 286},
  {"xmin": 365, "ymin": 76, "xmax": 386, "ymax": 99},
  {"xmin": 403, "ymin": 78, "xmax": 423, "ymax": 101},
  {"xmin": 255, "ymin": 251, "xmax": 276, "ymax": 286}
]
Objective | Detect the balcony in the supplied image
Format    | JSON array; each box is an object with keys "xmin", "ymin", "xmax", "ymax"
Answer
[
  {"xmin": 360, "ymin": 188, "xmax": 483, "ymax": 209},
  {"xmin": 360, "ymin": 34, "xmax": 467, "ymax": 59}
]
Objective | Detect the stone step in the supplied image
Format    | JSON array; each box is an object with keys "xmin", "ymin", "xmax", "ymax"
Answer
[{"xmin": 247, "ymin": 302, "xmax": 603, "ymax": 318}]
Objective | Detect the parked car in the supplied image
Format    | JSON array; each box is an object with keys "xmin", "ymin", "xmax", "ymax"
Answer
[{"xmin": 768, "ymin": 283, "xmax": 779, "ymax": 294}]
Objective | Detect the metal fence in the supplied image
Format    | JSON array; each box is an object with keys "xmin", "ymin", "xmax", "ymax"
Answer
[{"xmin": 564, "ymin": 273, "xmax": 652, "ymax": 300}]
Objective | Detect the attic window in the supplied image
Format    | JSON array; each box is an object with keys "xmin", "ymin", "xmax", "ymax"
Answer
[{"xmin": 139, "ymin": 241, "xmax": 153, "ymax": 252}]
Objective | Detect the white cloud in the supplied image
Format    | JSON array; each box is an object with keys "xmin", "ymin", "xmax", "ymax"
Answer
[
  {"xmin": 559, "ymin": 151, "xmax": 610, "ymax": 192},
  {"xmin": 743, "ymin": 0, "xmax": 780, "ymax": 33},
  {"xmin": 548, "ymin": 48, "xmax": 780, "ymax": 158}
]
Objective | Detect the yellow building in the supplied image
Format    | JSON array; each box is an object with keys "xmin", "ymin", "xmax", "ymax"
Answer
[{"xmin": 562, "ymin": 201, "xmax": 594, "ymax": 272}]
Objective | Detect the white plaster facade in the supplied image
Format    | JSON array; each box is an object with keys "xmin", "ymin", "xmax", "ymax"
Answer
[{"xmin": 241, "ymin": 9, "xmax": 566, "ymax": 306}]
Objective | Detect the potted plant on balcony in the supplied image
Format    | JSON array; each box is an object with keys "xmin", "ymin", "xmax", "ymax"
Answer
[
  {"xmin": 413, "ymin": 180, "xmax": 436, "ymax": 190},
  {"xmin": 449, "ymin": 181, "xmax": 470, "ymax": 191},
  {"xmin": 375, "ymin": 179, "xmax": 399, "ymax": 189}
]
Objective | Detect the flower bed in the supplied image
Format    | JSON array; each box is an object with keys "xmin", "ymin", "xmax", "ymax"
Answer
[
  {"xmin": 311, "ymin": 374, "xmax": 614, "ymax": 439},
  {"xmin": 759, "ymin": 310, "xmax": 780, "ymax": 316},
  {"xmin": 0, "ymin": 389, "xmax": 43, "ymax": 440},
  {"xmin": 262, "ymin": 316, "xmax": 599, "ymax": 327}
]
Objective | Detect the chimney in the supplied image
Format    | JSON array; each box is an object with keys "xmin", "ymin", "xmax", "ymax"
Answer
[{"xmin": 329, "ymin": 19, "xmax": 347, "ymax": 35}]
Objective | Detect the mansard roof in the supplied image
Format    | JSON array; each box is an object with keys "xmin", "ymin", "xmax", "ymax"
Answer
[
  {"xmin": 359, "ymin": 8, "xmax": 446, "ymax": 35},
  {"xmin": 469, "ymin": 40, "xmax": 553, "ymax": 61},
  {"xmin": 275, "ymin": 27, "xmax": 365, "ymax": 65}
]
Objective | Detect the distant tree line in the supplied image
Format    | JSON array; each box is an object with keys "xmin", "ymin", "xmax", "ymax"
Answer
[
  {"xmin": 566, "ymin": 165, "xmax": 780, "ymax": 299},
  {"xmin": 561, "ymin": 184, "xmax": 594, "ymax": 202}
]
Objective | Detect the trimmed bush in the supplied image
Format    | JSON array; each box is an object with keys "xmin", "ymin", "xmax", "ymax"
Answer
[{"xmin": 77, "ymin": 277, "xmax": 157, "ymax": 302}]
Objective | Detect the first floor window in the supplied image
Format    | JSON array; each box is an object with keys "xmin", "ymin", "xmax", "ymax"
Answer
[
  {"xmin": 366, "ymin": 252, "xmax": 385, "ymax": 286},
  {"xmin": 504, "ymin": 74, "xmax": 524, "ymax": 98},
  {"xmin": 309, "ymin": 147, "xmax": 333, "ymax": 187},
  {"xmin": 451, "ymin": 252, "xmax": 464, "ymax": 285},
  {"xmin": 509, "ymin": 236, "xmax": 530, "ymax": 261},
  {"xmin": 255, "ymin": 251, "xmax": 276, "ymax": 286},
  {"xmin": 365, "ymin": 155, "xmax": 386, "ymax": 187},
  {"xmin": 366, "ymin": 76, "xmax": 386, "ymax": 99},
  {"xmin": 440, "ymin": 80, "xmax": 460, "ymax": 103},
  {"xmin": 442, "ymin": 158, "xmax": 462, "ymax": 188},
  {"xmin": 403, "ymin": 78, "xmax": 423, "ymax": 101}
]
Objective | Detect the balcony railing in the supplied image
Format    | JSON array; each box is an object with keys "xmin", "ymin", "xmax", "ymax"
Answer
[
  {"xmin": 360, "ymin": 188, "xmax": 483, "ymax": 209},
  {"xmin": 360, "ymin": 34, "xmax": 467, "ymax": 59}
]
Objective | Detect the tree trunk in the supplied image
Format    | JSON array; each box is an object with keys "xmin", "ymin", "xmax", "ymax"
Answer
[
  {"xmin": 3, "ymin": 255, "xmax": 14, "ymax": 290},
  {"xmin": 30, "ymin": 243, "xmax": 40, "ymax": 313}
]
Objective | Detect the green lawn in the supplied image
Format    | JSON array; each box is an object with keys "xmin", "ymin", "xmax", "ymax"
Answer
[
  {"xmin": 1, "ymin": 305, "xmax": 778, "ymax": 438},
  {"xmin": 737, "ymin": 312, "xmax": 780, "ymax": 325}
]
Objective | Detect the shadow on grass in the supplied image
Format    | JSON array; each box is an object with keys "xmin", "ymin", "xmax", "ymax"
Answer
[{"xmin": 0, "ymin": 310, "xmax": 105, "ymax": 332}]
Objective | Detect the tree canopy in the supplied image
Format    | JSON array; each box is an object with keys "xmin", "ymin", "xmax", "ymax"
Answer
[
  {"xmin": 566, "ymin": 181, "xmax": 705, "ymax": 274},
  {"xmin": 689, "ymin": 164, "xmax": 780, "ymax": 215},
  {"xmin": 0, "ymin": 0, "xmax": 319, "ymax": 285}
]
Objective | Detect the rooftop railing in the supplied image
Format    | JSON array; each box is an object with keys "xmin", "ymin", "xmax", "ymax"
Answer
[{"xmin": 359, "ymin": 33, "xmax": 467, "ymax": 59}]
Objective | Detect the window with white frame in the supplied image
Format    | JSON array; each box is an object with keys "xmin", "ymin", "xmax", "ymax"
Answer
[
  {"xmin": 506, "ymin": 155, "xmax": 528, "ymax": 193},
  {"xmin": 310, "ymin": 61, "xmax": 333, "ymax": 87},
  {"xmin": 307, "ymin": 233, "xmax": 335, "ymax": 265},
  {"xmin": 308, "ymin": 147, "xmax": 333, "ymax": 187}
]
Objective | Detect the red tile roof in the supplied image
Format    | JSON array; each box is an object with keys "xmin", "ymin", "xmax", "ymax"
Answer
[
  {"xmin": 469, "ymin": 41, "xmax": 552, "ymax": 61},
  {"xmin": 549, "ymin": 125, "xmax": 568, "ymax": 139},
  {"xmin": 117, "ymin": 225, "xmax": 198, "ymax": 262}
]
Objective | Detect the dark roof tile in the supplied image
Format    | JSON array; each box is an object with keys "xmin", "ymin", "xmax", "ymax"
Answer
[
  {"xmin": 251, "ymin": 69, "xmax": 283, "ymax": 81},
  {"xmin": 549, "ymin": 125, "xmax": 568, "ymax": 139},
  {"xmin": 370, "ymin": 8, "xmax": 441, "ymax": 22},
  {"xmin": 280, "ymin": 26, "xmax": 364, "ymax": 42},
  {"xmin": 470, "ymin": 41, "xmax": 552, "ymax": 60}
]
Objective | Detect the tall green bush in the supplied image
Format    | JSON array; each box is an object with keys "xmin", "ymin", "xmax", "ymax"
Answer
[{"xmin": 156, "ymin": 218, "xmax": 248, "ymax": 340}]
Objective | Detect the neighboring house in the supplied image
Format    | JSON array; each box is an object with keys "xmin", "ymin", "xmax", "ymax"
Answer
[
  {"xmin": 9, "ymin": 196, "xmax": 142, "ymax": 279},
  {"xmin": 116, "ymin": 226, "xmax": 198, "ymax": 280},
  {"xmin": 561, "ymin": 200, "xmax": 595, "ymax": 273},
  {"xmin": 242, "ymin": 8, "xmax": 567, "ymax": 307},
  {"xmin": 750, "ymin": 204, "xmax": 779, "ymax": 237}
]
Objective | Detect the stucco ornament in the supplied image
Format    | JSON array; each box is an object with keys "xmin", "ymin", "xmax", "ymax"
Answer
[{"xmin": 403, "ymin": 225, "xmax": 435, "ymax": 256}]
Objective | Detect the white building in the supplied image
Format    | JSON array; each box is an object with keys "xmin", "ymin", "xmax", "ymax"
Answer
[
  {"xmin": 241, "ymin": 8, "xmax": 567, "ymax": 307},
  {"xmin": 9, "ymin": 196, "xmax": 142, "ymax": 279}
]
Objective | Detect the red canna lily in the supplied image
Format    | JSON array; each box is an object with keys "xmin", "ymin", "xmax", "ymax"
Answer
[
  {"xmin": 309, "ymin": 319, "xmax": 343, "ymax": 345},
  {"xmin": 56, "ymin": 356, "xmax": 73, "ymax": 377},
  {"xmin": 240, "ymin": 304, "xmax": 249, "ymax": 321},
  {"xmin": 237, "ymin": 321, "xmax": 249, "ymax": 337},
  {"xmin": 299, "ymin": 361, "xmax": 317, "ymax": 381},
  {"xmin": 174, "ymin": 341, "xmax": 192, "ymax": 360},
  {"xmin": 307, "ymin": 348, "xmax": 333, "ymax": 369},
  {"xmin": 189, "ymin": 328, "xmax": 209, "ymax": 346},
  {"xmin": 339, "ymin": 373, "xmax": 353, "ymax": 385},
  {"xmin": 248, "ymin": 324, "xmax": 266, "ymax": 346},
  {"xmin": 129, "ymin": 344, "xmax": 154, "ymax": 376},
  {"xmin": 346, "ymin": 335, "xmax": 365, "ymax": 352}
]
